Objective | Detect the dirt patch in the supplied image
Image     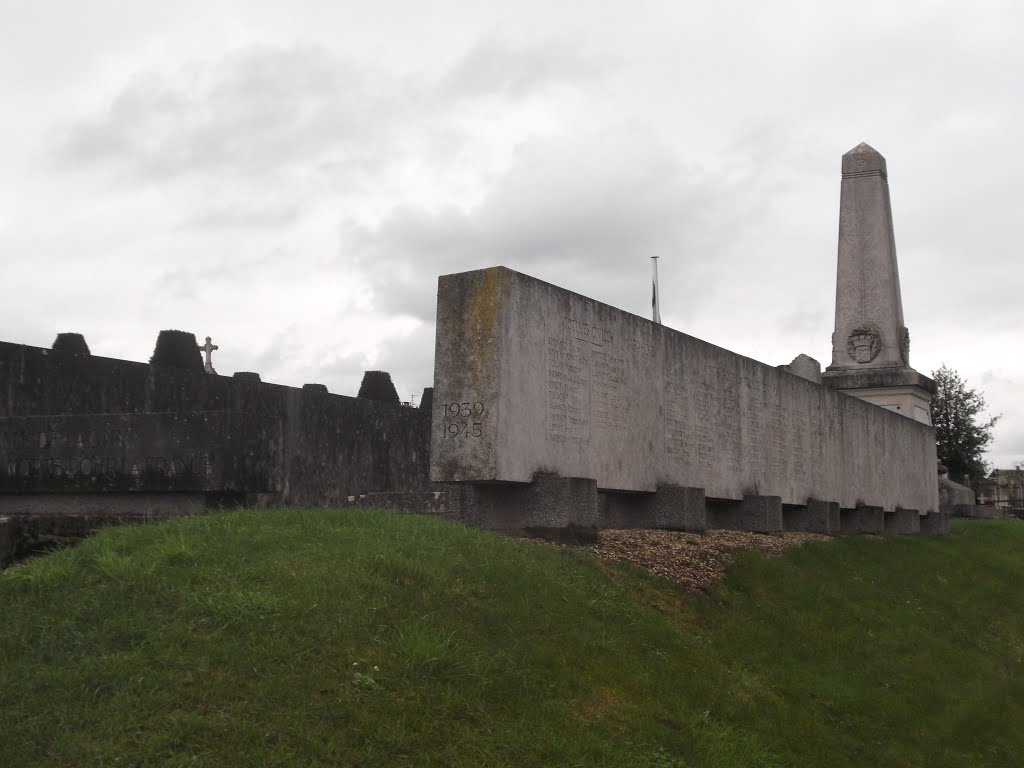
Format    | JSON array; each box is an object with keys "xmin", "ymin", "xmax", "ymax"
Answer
[{"xmin": 592, "ymin": 529, "xmax": 831, "ymax": 594}]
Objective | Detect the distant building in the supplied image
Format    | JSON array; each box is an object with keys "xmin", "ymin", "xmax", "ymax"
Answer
[{"xmin": 975, "ymin": 468, "xmax": 1024, "ymax": 510}]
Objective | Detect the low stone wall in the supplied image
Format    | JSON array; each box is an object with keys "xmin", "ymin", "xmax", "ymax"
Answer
[
  {"xmin": 958, "ymin": 505, "xmax": 1015, "ymax": 520},
  {"xmin": 0, "ymin": 492, "xmax": 229, "ymax": 564},
  {"xmin": 348, "ymin": 491, "xmax": 447, "ymax": 515}
]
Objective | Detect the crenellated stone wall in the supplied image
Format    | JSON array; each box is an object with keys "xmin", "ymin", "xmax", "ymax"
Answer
[{"xmin": 0, "ymin": 341, "xmax": 432, "ymax": 513}]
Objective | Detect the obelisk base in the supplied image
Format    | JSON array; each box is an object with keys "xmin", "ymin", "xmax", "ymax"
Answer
[{"xmin": 822, "ymin": 366, "xmax": 935, "ymax": 425}]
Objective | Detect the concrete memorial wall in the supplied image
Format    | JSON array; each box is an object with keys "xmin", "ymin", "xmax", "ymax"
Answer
[{"xmin": 431, "ymin": 267, "xmax": 940, "ymax": 521}]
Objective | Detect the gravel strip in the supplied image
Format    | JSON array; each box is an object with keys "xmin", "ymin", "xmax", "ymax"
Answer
[{"xmin": 592, "ymin": 529, "xmax": 831, "ymax": 594}]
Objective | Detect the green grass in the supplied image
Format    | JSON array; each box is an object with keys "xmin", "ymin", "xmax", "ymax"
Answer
[{"xmin": 1, "ymin": 510, "xmax": 1023, "ymax": 767}]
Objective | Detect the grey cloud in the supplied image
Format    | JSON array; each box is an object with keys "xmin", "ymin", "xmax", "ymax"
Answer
[
  {"xmin": 373, "ymin": 323, "xmax": 438, "ymax": 400},
  {"xmin": 308, "ymin": 322, "xmax": 436, "ymax": 401},
  {"xmin": 347, "ymin": 128, "xmax": 745, "ymax": 322},
  {"xmin": 438, "ymin": 34, "xmax": 611, "ymax": 100},
  {"xmin": 246, "ymin": 327, "xmax": 297, "ymax": 381},
  {"xmin": 152, "ymin": 251, "xmax": 276, "ymax": 300},
  {"xmin": 53, "ymin": 35, "xmax": 613, "ymax": 185},
  {"xmin": 189, "ymin": 200, "xmax": 300, "ymax": 230},
  {"xmin": 777, "ymin": 309, "xmax": 828, "ymax": 335},
  {"xmin": 55, "ymin": 46, "xmax": 416, "ymax": 180}
]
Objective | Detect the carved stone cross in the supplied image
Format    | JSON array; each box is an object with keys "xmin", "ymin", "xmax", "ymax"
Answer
[{"xmin": 199, "ymin": 336, "xmax": 219, "ymax": 374}]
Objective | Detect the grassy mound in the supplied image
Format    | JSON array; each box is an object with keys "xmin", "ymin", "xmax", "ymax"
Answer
[{"xmin": 2, "ymin": 511, "xmax": 1023, "ymax": 767}]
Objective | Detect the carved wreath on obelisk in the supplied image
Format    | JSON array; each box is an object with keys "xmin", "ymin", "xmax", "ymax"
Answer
[
  {"xmin": 899, "ymin": 326, "xmax": 910, "ymax": 364},
  {"xmin": 847, "ymin": 326, "xmax": 881, "ymax": 363}
]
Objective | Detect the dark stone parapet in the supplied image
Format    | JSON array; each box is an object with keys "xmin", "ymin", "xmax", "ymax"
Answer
[{"xmin": 0, "ymin": 340, "xmax": 432, "ymax": 507}]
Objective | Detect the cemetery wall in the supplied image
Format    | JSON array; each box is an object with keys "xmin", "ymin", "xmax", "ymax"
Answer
[
  {"xmin": 432, "ymin": 267, "xmax": 940, "ymax": 515},
  {"xmin": 0, "ymin": 341, "xmax": 431, "ymax": 509}
]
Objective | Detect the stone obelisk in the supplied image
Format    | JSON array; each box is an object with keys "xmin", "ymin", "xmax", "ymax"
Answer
[{"xmin": 822, "ymin": 142, "xmax": 935, "ymax": 424}]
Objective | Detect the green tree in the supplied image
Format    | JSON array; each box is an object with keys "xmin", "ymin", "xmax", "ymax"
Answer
[{"xmin": 931, "ymin": 364, "xmax": 999, "ymax": 484}]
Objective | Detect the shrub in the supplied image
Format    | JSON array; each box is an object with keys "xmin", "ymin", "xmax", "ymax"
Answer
[
  {"xmin": 52, "ymin": 333, "xmax": 90, "ymax": 355},
  {"xmin": 150, "ymin": 330, "xmax": 203, "ymax": 371},
  {"xmin": 420, "ymin": 387, "xmax": 434, "ymax": 412},
  {"xmin": 357, "ymin": 371, "xmax": 400, "ymax": 405}
]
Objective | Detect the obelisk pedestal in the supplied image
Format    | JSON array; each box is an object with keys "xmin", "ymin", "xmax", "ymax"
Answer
[{"xmin": 822, "ymin": 143, "xmax": 934, "ymax": 424}]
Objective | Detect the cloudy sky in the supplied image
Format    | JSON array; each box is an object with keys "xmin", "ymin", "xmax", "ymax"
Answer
[{"xmin": 1, "ymin": 1, "xmax": 1021, "ymax": 468}]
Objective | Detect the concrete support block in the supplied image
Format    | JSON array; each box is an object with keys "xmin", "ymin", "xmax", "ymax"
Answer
[
  {"xmin": 919, "ymin": 511, "xmax": 950, "ymax": 535},
  {"xmin": 707, "ymin": 495, "xmax": 782, "ymax": 534},
  {"xmin": 840, "ymin": 505, "xmax": 884, "ymax": 534},
  {"xmin": 783, "ymin": 499, "xmax": 840, "ymax": 534},
  {"xmin": 884, "ymin": 507, "xmax": 920, "ymax": 534},
  {"xmin": 653, "ymin": 486, "xmax": 707, "ymax": 531},
  {"xmin": 446, "ymin": 474, "xmax": 599, "ymax": 533},
  {"xmin": 597, "ymin": 486, "xmax": 705, "ymax": 531}
]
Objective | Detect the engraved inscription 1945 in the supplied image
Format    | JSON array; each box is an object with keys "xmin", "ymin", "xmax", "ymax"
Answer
[{"xmin": 442, "ymin": 401, "xmax": 486, "ymax": 439}]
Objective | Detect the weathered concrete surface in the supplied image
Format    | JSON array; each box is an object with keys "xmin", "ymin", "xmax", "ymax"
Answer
[
  {"xmin": 0, "ymin": 413, "xmax": 246, "ymax": 494},
  {"xmin": 431, "ymin": 267, "xmax": 939, "ymax": 516},
  {"xmin": 920, "ymin": 512, "xmax": 950, "ymax": 535},
  {"xmin": 599, "ymin": 486, "xmax": 706, "ymax": 531},
  {"xmin": 445, "ymin": 475, "xmax": 599, "ymax": 532},
  {"xmin": 652, "ymin": 486, "xmax": 706, "ymax": 531},
  {"xmin": 707, "ymin": 495, "xmax": 783, "ymax": 535},
  {"xmin": 840, "ymin": 505, "xmax": 884, "ymax": 534},
  {"xmin": 884, "ymin": 507, "xmax": 920, "ymax": 534},
  {"xmin": 0, "ymin": 341, "xmax": 432, "ymax": 507},
  {"xmin": 783, "ymin": 499, "xmax": 840, "ymax": 534},
  {"xmin": 780, "ymin": 354, "xmax": 822, "ymax": 384}
]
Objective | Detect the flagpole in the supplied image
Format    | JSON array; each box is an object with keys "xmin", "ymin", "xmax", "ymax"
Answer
[{"xmin": 651, "ymin": 256, "xmax": 662, "ymax": 325}]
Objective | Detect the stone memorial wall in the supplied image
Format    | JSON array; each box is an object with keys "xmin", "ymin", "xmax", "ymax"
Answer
[{"xmin": 431, "ymin": 267, "xmax": 939, "ymax": 516}]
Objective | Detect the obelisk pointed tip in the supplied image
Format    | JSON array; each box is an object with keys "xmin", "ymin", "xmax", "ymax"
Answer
[
  {"xmin": 844, "ymin": 141, "xmax": 882, "ymax": 156},
  {"xmin": 842, "ymin": 142, "xmax": 887, "ymax": 178}
]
